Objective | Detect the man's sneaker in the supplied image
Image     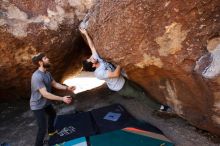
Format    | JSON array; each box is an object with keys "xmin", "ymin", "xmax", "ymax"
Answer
[
  {"xmin": 159, "ymin": 105, "xmax": 171, "ymax": 112},
  {"xmin": 152, "ymin": 105, "xmax": 176, "ymax": 118},
  {"xmin": 48, "ymin": 130, "xmax": 58, "ymax": 137}
]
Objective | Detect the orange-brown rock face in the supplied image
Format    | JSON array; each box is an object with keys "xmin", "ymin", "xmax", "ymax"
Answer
[
  {"xmin": 0, "ymin": 0, "xmax": 94, "ymax": 98},
  {"xmin": 84, "ymin": 0, "xmax": 220, "ymax": 135}
]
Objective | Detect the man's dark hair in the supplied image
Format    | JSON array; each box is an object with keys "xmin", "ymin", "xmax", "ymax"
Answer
[
  {"xmin": 82, "ymin": 60, "xmax": 96, "ymax": 72},
  {"xmin": 32, "ymin": 52, "xmax": 45, "ymax": 65}
]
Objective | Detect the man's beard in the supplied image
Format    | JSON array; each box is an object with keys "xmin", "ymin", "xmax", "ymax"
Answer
[{"xmin": 43, "ymin": 62, "xmax": 51, "ymax": 68}]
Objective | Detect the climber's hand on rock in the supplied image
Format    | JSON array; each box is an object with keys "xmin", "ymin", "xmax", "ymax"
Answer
[{"xmin": 79, "ymin": 27, "xmax": 87, "ymax": 34}]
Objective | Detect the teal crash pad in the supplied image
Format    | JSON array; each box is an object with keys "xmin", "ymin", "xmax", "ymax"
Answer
[{"xmin": 90, "ymin": 129, "xmax": 174, "ymax": 146}]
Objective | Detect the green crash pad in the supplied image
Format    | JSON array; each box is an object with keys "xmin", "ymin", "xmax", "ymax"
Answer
[{"xmin": 90, "ymin": 128, "xmax": 174, "ymax": 146}]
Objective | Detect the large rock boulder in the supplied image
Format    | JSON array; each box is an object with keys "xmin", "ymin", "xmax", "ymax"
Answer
[
  {"xmin": 0, "ymin": 0, "xmax": 94, "ymax": 99},
  {"xmin": 83, "ymin": 0, "xmax": 220, "ymax": 135}
]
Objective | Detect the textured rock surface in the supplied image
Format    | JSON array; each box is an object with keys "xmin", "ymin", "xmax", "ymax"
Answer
[
  {"xmin": 83, "ymin": 0, "xmax": 220, "ymax": 135},
  {"xmin": 0, "ymin": 0, "xmax": 93, "ymax": 98}
]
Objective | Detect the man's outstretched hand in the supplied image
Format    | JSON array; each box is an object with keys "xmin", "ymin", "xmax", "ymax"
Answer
[
  {"xmin": 67, "ymin": 86, "xmax": 76, "ymax": 93},
  {"xmin": 62, "ymin": 96, "xmax": 72, "ymax": 104}
]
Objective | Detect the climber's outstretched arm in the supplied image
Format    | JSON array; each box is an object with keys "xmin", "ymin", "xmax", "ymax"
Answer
[{"xmin": 79, "ymin": 28, "xmax": 97, "ymax": 55}]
